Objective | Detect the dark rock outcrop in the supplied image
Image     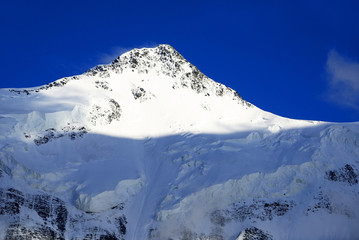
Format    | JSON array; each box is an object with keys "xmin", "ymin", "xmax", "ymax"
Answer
[
  {"xmin": 33, "ymin": 125, "xmax": 88, "ymax": 146},
  {"xmin": 1, "ymin": 187, "xmax": 67, "ymax": 239},
  {"xmin": 326, "ymin": 164, "xmax": 358, "ymax": 185},
  {"xmin": 238, "ymin": 227, "xmax": 273, "ymax": 240},
  {"xmin": 210, "ymin": 199, "xmax": 295, "ymax": 226},
  {"xmin": 0, "ymin": 187, "xmax": 127, "ymax": 239},
  {"xmin": 9, "ymin": 76, "xmax": 79, "ymax": 95}
]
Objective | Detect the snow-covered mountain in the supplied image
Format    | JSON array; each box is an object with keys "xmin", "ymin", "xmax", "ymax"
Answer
[{"xmin": 0, "ymin": 44, "xmax": 358, "ymax": 240}]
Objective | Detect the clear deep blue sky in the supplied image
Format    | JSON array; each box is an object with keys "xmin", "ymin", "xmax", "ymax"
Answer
[{"xmin": 1, "ymin": 0, "xmax": 359, "ymax": 122}]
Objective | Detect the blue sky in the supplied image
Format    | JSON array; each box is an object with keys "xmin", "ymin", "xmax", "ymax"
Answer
[{"xmin": 1, "ymin": 0, "xmax": 359, "ymax": 122}]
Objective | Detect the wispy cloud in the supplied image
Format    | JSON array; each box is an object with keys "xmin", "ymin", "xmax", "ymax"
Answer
[
  {"xmin": 98, "ymin": 46, "xmax": 132, "ymax": 64},
  {"xmin": 97, "ymin": 42, "xmax": 158, "ymax": 64},
  {"xmin": 325, "ymin": 49, "xmax": 359, "ymax": 109}
]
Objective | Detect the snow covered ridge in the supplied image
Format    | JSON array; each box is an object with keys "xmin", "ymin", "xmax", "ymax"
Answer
[
  {"xmin": 7, "ymin": 44, "xmax": 249, "ymax": 108},
  {"xmin": 87, "ymin": 44, "xmax": 250, "ymax": 106},
  {"xmin": 0, "ymin": 44, "xmax": 359, "ymax": 239},
  {"xmin": 8, "ymin": 76, "xmax": 79, "ymax": 95}
]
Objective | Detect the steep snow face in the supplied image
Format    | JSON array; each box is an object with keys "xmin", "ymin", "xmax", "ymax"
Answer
[{"xmin": 0, "ymin": 45, "xmax": 359, "ymax": 240}]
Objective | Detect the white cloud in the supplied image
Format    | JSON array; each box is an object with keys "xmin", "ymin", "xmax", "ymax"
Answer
[
  {"xmin": 98, "ymin": 46, "xmax": 132, "ymax": 64},
  {"xmin": 326, "ymin": 49, "xmax": 359, "ymax": 109},
  {"xmin": 98, "ymin": 42, "xmax": 158, "ymax": 64}
]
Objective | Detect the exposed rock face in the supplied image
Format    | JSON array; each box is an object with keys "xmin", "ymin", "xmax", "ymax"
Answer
[
  {"xmin": 94, "ymin": 80, "xmax": 112, "ymax": 91},
  {"xmin": 32, "ymin": 125, "xmax": 88, "ymax": 146},
  {"xmin": 0, "ymin": 187, "xmax": 127, "ymax": 240},
  {"xmin": 5, "ymin": 225, "xmax": 59, "ymax": 240},
  {"xmin": 238, "ymin": 227, "xmax": 273, "ymax": 240},
  {"xmin": 131, "ymin": 87, "xmax": 153, "ymax": 102},
  {"xmin": 0, "ymin": 187, "xmax": 67, "ymax": 239},
  {"xmin": 0, "ymin": 165, "xmax": 126, "ymax": 239},
  {"xmin": 89, "ymin": 99, "xmax": 121, "ymax": 126},
  {"xmin": 326, "ymin": 164, "xmax": 358, "ymax": 185},
  {"xmin": 210, "ymin": 199, "xmax": 295, "ymax": 226}
]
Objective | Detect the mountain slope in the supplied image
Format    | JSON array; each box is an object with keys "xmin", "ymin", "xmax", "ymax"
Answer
[{"xmin": 0, "ymin": 44, "xmax": 358, "ymax": 239}]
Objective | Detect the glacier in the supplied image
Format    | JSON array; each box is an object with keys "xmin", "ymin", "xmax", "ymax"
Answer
[{"xmin": 0, "ymin": 44, "xmax": 358, "ymax": 239}]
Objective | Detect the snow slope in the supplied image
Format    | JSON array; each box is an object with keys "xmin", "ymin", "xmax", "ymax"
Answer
[{"xmin": 0, "ymin": 44, "xmax": 358, "ymax": 239}]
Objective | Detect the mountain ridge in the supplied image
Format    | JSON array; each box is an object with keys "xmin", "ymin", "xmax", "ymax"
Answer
[{"xmin": 6, "ymin": 44, "xmax": 250, "ymax": 109}]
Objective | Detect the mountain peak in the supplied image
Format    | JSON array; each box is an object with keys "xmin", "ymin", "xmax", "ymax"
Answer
[
  {"xmin": 117, "ymin": 44, "xmax": 184, "ymax": 62},
  {"xmin": 85, "ymin": 44, "xmax": 187, "ymax": 78},
  {"xmin": 83, "ymin": 45, "xmax": 250, "ymax": 107},
  {"xmin": 110, "ymin": 44, "xmax": 186, "ymax": 69},
  {"xmin": 1, "ymin": 44, "xmax": 359, "ymax": 239},
  {"xmin": 7, "ymin": 44, "xmax": 250, "ymax": 110}
]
